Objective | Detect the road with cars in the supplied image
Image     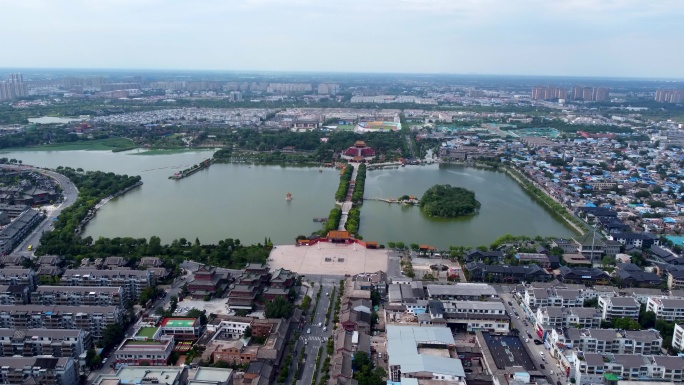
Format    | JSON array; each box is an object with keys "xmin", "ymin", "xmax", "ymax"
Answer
[
  {"xmin": 497, "ymin": 285, "xmax": 565, "ymax": 385},
  {"xmin": 295, "ymin": 275, "xmax": 341, "ymax": 385},
  {"xmin": 0, "ymin": 165, "xmax": 80, "ymax": 258}
]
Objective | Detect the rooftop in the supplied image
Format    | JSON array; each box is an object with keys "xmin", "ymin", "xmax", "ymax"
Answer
[{"xmin": 386, "ymin": 325, "xmax": 464, "ymax": 378}]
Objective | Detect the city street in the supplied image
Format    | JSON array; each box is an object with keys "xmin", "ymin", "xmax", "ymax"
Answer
[
  {"xmin": 497, "ymin": 285, "xmax": 566, "ymax": 384},
  {"xmin": 296, "ymin": 275, "xmax": 340, "ymax": 385},
  {"xmin": 0, "ymin": 165, "xmax": 79, "ymax": 258}
]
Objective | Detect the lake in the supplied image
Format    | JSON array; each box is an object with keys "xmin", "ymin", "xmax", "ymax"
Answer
[
  {"xmin": 361, "ymin": 164, "xmax": 575, "ymax": 248},
  {"xmin": 0, "ymin": 150, "xmax": 575, "ymax": 247}
]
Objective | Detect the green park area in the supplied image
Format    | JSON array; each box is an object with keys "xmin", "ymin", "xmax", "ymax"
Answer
[{"xmin": 4, "ymin": 137, "xmax": 136, "ymax": 152}]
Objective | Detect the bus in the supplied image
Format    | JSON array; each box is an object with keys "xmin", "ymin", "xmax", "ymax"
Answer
[{"xmin": 27, "ymin": 245, "xmax": 32, "ymax": 251}]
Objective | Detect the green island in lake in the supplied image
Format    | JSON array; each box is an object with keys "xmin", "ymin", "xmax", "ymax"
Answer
[{"xmin": 419, "ymin": 184, "xmax": 481, "ymax": 218}]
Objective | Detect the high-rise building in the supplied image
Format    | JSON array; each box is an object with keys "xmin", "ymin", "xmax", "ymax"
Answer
[
  {"xmin": 0, "ymin": 73, "xmax": 28, "ymax": 101},
  {"xmin": 531, "ymin": 85, "xmax": 567, "ymax": 100},
  {"xmin": 655, "ymin": 89, "xmax": 684, "ymax": 103},
  {"xmin": 593, "ymin": 87, "xmax": 610, "ymax": 102}
]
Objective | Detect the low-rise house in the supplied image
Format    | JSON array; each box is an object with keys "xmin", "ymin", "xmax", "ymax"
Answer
[
  {"xmin": 139, "ymin": 257, "xmax": 163, "ymax": 268},
  {"xmin": 0, "ymin": 209, "xmax": 43, "ymax": 255},
  {"xmin": 465, "ymin": 263, "xmax": 550, "ymax": 283},
  {"xmin": 515, "ymin": 253, "xmax": 550, "ymax": 267},
  {"xmin": 114, "ymin": 336, "xmax": 175, "ymax": 366},
  {"xmin": 426, "ymin": 283, "xmax": 497, "ymax": 300},
  {"xmin": 211, "ymin": 339, "xmax": 258, "ymax": 365},
  {"xmin": 386, "ymin": 325, "xmax": 466, "ymax": 383},
  {"xmin": 552, "ymin": 238, "xmax": 578, "ymax": 254},
  {"xmin": 610, "ymin": 232, "xmax": 660, "ymax": 249},
  {"xmin": 464, "ymin": 249, "xmax": 504, "ymax": 263},
  {"xmin": 558, "ymin": 266, "xmax": 610, "ymax": 284},
  {"xmin": 269, "ymin": 268, "xmax": 296, "ymax": 289},
  {"xmin": 188, "ymin": 265, "xmax": 230, "ymax": 299},
  {"xmin": 615, "ymin": 267, "xmax": 662, "ymax": 288},
  {"xmin": 339, "ymin": 309, "xmax": 371, "ymax": 333},
  {"xmin": 93, "ymin": 366, "xmax": 189, "ymax": 385},
  {"xmin": 0, "ymin": 254, "xmax": 28, "ymax": 267},
  {"xmin": 667, "ymin": 269, "xmax": 684, "ymax": 290},
  {"xmin": 227, "ymin": 284, "xmax": 258, "ymax": 311},
  {"xmin": 333, "ymin": 330, "xmax": 370, "ymax": 356},
  {"xmin": 562, "ymin": 253, "xmax": 592, "ymax": 266},
  {"xmin": 159, "ymin": 317, "xmax": 201, "ymax": 341},
  {"xmin": 434, "ymin": 300, "xmax": 510, "ymax": 333},
  {"xmin": 104, "ymin": 256, "xmax": 126, "ymax": 268},
  {"xmin": 37, "ymin": 255, "xmax": 64, "ymax": 266},
  {"xmin": 598, "ymin": 296, "xmax": 640, "ymax": 320}
]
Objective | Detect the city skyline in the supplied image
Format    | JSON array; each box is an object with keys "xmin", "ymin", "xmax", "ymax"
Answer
[{"xmin": 1, "ymin": 0, "xmax": 684, "ymax": 78}]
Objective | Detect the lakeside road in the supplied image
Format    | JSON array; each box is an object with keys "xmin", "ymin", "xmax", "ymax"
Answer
[{"xmin": 0, "ymin": 165, "xmax": 79, "ymax": 257}]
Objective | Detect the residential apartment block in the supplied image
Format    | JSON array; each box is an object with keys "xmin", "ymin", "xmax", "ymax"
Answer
[
  {"xmin": 0, "ymin": 356, "xmax": 78, "ymax": 385},
  {"xmin": 535, "ymin": 306, "xmax": 602, "ymax": 333},
  {"xmin": 673, "ymin": 323, "xmax": 684, "ymax": 352},
  {"xmin": 524, "ymin": 287, "xmax": 586, "ymax": 309},
  {"xmin": 646, "ymin": 297, "xmax": 684, "ymax": 322},
  {"xmin": 549, "ymin": 328, "xmax": 662, "ymax": 356},
  {"xmin": 30, "ymin": 286, "xmax": 125, "ymax": 308},
  {"xmin": 422, "ymin": 300, "xmax": 510, "ymax": 334},
  {"xmin": 0, "ymin": 268, "xmax": 36, "ymax": 290},
  {"xmin": 60, "ymin": 268, "xmax": 153, "ymax": 301},
  {"xmin": 0, "ymin": 285, "xmax": 29, "ymax": 305},
  {"xmin": 573, "ymin": 352, "xmax": 684, "ymax": 383},
  {"xmin": 598, "ymin": 296, "xmax": 640, "ymax": 320},
  {"xmin": 425, "ymin": 283, "xmax": 497, "ymax": 301},
  {"xmin": 0, "ymin": 329, "xmax": 92, "ymax": 360},
  {"xmin": 0, "ymin": 305, "xmax": 124, "ymax": 341}
]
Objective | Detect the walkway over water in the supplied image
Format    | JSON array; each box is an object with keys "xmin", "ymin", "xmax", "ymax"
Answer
[{"xmin": 337, "ymin": 163, "xmax": 359, "ymax": 231}]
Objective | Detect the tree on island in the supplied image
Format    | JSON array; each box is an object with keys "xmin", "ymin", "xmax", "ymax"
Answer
[{"xmin": 419, "ymin": 184, "xmax": 481, "ymax": 218}]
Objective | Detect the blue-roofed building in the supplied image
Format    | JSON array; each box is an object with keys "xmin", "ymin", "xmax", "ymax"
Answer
[{"xmin": 386, "ymin": 325, "xmax": 465, "ymax": 383}]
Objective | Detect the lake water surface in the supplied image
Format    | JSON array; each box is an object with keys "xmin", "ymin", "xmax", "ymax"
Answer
[{"xmin": 0, "ymin": 150, "xmax": 575, "ymax": 247}]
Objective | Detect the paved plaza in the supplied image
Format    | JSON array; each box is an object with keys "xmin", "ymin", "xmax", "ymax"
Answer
[{"xmin": 269, "ymin": 242, "xmax": 388, "ymax": 275}]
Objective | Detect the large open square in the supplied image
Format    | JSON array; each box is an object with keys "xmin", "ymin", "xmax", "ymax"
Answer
[{"xmin": 268, "ymin": 242, "xmax": 388, "ymax": 275}]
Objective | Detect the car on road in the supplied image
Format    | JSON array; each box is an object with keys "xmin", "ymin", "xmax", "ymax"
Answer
[
  {"xmin": 508, "ymin": 301, "xmax": 512, "ymax": 306},
  {"xmin": 534, "ymin": 339, "xmax": 543, "ymax": 345},
  {"xmin": 323, "ymin": 326, "xmax": 327, "ymax": 332},
  {"xmin": 557, "ymin": 381, "xmax": 562, "ymax": 385},
  {"xmin": 540, "ymin": 364, "xmax": 545, "ymax": 369},
  {"xmin": 524, "ymin": 338, "xmax": 529, "ymax": 343},
  {"xmin": 27, "ymin": 245, "xmax": 32, "ymax": 251},
  {"xmin": 318, "ymin": 322, "xmax": 322, "ymax": 327},
  {"xmin": 305, "ymin": 340, "xmax": 308, "ymax": 345},
  {"xmin": 540, "ymin": 351, "xmax": 544, "ymax": 356},
  {"xmin": 307, "ymin": 328, "xmax": 311, "ymax": 334},
  {"xmin": 527, "ymin": 332, "xmax": 533, "ymax": 338}
]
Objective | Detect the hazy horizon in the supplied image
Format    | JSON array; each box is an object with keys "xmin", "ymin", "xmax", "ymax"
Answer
[{"xmin": 2, "ymin": 0, "xmax": 683, "ymax": 78}]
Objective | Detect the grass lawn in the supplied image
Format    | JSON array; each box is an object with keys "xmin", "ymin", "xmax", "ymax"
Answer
[
  {"xmin": 133, "ymin": 148, "xmax": 217, "ymax": 156},
  {"xmin": 2, "ymin": 137, "xmax": 137, "ymax": 152},
  {"xmin": 336, "ymin": 124, "xmax": 356, "ymax": 131},
  {"xmin": 135, "ymin": 327, "xmax": 159, "ymax": 339}
]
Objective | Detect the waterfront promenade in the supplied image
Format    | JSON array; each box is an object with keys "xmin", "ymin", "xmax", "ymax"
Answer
[{"xmin": 337, "ymin": 163, "xmax": 359, "ymax": 231}]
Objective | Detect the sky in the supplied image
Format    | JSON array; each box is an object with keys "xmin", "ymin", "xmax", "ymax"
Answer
[{"xmin": 1, "ymin": 0, "xmax": 683, "ymax": 78}]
